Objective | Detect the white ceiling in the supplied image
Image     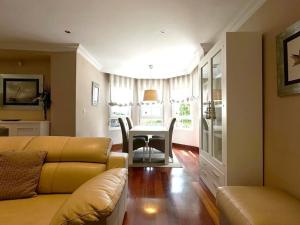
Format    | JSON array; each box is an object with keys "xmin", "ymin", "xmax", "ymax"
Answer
[{"xmin": 0, "ymin": 0, "xmax": 253, "ymax": 78}]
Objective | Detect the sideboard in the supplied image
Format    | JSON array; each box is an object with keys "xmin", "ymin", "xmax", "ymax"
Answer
[{"xmin": 0, "ymin": 121, "xmax": 50, "ymax": 136}]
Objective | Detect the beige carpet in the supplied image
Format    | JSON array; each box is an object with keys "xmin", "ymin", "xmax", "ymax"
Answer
[{"xmin": 130, "ymin": 148, "xmax": 182, "ymax": 168}]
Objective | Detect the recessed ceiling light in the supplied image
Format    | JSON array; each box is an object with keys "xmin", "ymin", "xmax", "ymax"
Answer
[{"xmin": 65, "ymin": 30, "xmax": 71, "ymax": 34}]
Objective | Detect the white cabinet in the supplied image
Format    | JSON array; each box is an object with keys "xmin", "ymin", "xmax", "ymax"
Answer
[
  {"xmin": 0, "ymin": 121, "xmax": 50, "ymax": 136},
  {"xmin": 199, "ymin": 32, "xmax": 263, "ymax": 196}
]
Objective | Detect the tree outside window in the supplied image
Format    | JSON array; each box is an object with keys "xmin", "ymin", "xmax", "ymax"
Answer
[{"xmin": 172, "ymin": 103, "xmax": 192, "ymax": 129}]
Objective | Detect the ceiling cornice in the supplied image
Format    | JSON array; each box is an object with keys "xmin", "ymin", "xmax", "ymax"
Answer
[
  {"xmin": 0, "ymin": 42, "xmax": 79, "ymax": 52},
  {"xmin": 211, "ymin": 0, "xmax": 267, "ymax": 43},
  {"xmin": 77, "ymin": 45, "xmax": 103, "ymax": 71},
  {"xmin": 0, "ymin": 42, "xmax": 103, "ymax": 71}
]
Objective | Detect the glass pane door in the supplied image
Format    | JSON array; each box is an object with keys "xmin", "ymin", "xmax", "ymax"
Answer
[
  {"xmin": 211, "ymin": 51, "xmax": 222, "ymax": 162},
  {"xmin": 201, "ymin": 63, "xmax": 210, "ymax": 154}
]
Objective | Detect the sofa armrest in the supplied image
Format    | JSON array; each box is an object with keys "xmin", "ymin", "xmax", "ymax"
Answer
[
  {"xmin": 107, "ymin": 152, "xmax": 128, "ymax": 170},
  {"xmin": 50, "ymin": 168, "xmax": 128, "ymax": 225},
  {"xmin": 217, "ymin": 186, "xmax": 300, "ymax": 225}
]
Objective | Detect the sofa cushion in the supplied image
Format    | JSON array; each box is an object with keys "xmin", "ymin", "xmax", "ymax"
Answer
[
  {"xmin": 0, "ymin": 150, "xmax": 47, "ymax": 200},
  {"xmin": 0, "ymin": 137, "xmax": 34, "ymax": 151},
  {"xmin": 0, "ymin": 136, "xmax": 112, "ymax": 163},
  {"xmin": 38, "ymin": 162, "xmax": 106, "ymax": 194},
  {"xmin": 25, "ymin": 136, "xmax": 112, "ymax": 163},
  {"xmin": 0, "ymin": 194, "xmax": 69, "ymax": 225},
  {"xmin": 107, "ymin": 152, "xmax": 128, "ymax": 170},
  {"xmin": 217, "ymin": 186, "xmax": 300, "ymax": 225},
  {"xmin": 50, "ymin": 168, "xmax": 128, "ymax": 225}
]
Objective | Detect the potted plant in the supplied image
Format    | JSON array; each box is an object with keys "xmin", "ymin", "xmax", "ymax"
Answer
[{"xmin": 33, "ymin": 91, "xmax": 51, "ymax": 120}]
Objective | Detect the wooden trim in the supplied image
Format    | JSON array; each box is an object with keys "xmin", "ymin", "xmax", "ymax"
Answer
[
  {"xmin": 192, "ymin": 181, "xmax": 219, "ymax": 225},
  {"xmin": 173, "ymin": 143, "xmax": 199, "ymax": 152},
  {"xmin": 111, "ymin": 144, "xmax": 122, "ymax": 151}
]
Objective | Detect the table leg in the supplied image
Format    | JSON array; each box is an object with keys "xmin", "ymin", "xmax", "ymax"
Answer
[
  {"xmin": 164, "ymin": 131, "xmax": 169, "ymax": 165},
  {"xmin": 129, "ymin": 132, "xmax": 133, "ymax": 165}
]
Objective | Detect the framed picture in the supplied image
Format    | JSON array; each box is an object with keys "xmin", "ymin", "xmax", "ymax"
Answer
[
  {"xmin": 3, "ymin": 78, "xmax": 39, "ymax": 105},
  {"xmin": 277, "ymin": 20, "xmax": 300, "ymax": 96},
  {"xmin": 91, "ymin": 81, "xmax": 100, "ymax": 106}
]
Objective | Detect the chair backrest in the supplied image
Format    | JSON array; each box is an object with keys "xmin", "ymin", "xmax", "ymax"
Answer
[
  {"xmin": 118, "ymin": 118, "xmax": 129, "ymax": 153},
  {"xmin": 0, "ymin": 136, "xmax": 112, "ymax": 194},
  {"xmin": 168, "ymin": 118, "xmax": 176, "ymax": 150},
  {"xmin": 126, "ymin": 117, "xmax": 133, "ymax": 130}
]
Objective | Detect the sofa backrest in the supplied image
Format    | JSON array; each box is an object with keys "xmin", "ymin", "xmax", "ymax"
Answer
[{"xmin": 0, "ymin": 136, "xmax": 112, "ymax": 194}]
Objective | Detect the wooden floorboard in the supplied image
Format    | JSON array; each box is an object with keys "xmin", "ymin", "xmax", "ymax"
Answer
[{"xmin": 113, "ymin": 146, "xmax": 219, "ymax": 225}]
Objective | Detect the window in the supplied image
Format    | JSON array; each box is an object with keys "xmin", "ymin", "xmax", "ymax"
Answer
[
  {"xmin": 140, "ymin": 104, "xmax": 163, "ymax": 126},
  {"xmin": 172, "ymin": 102, "xmax": 192, "ymax": 129},
  {"xmin": 109, "ymin": 106, "xmax": 131, "ymax": 129},
  {"xmin": 108, "ymin": 75, "xmax": 134, "ymax": 129},
  {"xmin": 110, "ymin": 87, "xmax": 133, "ymax": 105}
]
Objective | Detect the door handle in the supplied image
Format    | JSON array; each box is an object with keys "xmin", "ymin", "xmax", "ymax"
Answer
[
  {"xmin": 204, "ymin": 101, "xmax": 216, "ymax": 120},
  {"xmin": 205, "ymin": 101, "xmax": 212, "ymax": 119}
]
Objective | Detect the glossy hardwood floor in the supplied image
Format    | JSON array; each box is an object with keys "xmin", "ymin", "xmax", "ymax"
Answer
[{"xmin": 113, "ymin": 146, "xmax": 219, "ymax": 225}]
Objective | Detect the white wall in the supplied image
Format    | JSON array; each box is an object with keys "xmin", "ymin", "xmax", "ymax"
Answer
[
  {"xmin": 108, "ymin": 128, "xmax": 122, "ymax": 145},
  {"xmin": 51, "ymin": 52, "xmax": 77, "ymax": 136},
  {"xmin": 76, "ymin": 53, "xmax": 109, "ymax": 137}
]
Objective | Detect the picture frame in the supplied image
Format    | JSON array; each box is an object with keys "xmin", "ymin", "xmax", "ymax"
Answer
[
  {"xmin": 3, "ymin": 78, "xmax": 39, "ymax": 105},
  {"xmin": 91, "ymin": 81, "xmax": 100, "ymax": 106},
  {"xmin": 277, "ymin": 20, "xmax": 300, "ymax": 96},
  {"xmin": 0, "ymin": 74, "xmax": 43, "ymax": 109}
]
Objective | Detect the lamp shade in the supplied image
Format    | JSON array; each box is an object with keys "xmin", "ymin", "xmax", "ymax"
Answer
[{"xmin": 143, "ymin": 89, "xmax": 158, "ymax": 102}]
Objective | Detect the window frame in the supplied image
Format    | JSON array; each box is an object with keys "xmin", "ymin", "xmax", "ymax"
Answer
[
  {"xmin": 171, "ymin": 102, "xmax": 193, "ymax": 130},
  {"xmin": 139, "ymin": 103, "xmax": 164, "ymax": 126},
  {"xmin": 109, "ymin": 105, "xmax": 131, "ymax": 130}
]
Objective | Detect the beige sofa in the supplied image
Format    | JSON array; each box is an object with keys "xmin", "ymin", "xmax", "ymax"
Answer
[
  {"xmin": 217, "ymin": 186, "xmax": 300, "ymax": 225},
  {"xmin": 0, "ymin": 136, "xmax": 128, "ymax": 225}
]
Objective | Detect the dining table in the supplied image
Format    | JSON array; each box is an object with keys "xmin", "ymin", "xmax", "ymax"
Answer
[{"xmin": 128, "ymin": 125, "xmax": 169, "ymax": 165}]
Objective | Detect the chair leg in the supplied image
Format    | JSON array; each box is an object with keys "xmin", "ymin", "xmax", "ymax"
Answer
[{"xmin": 149, "ymin": 147, "xmax": 152, "ymax": 163}]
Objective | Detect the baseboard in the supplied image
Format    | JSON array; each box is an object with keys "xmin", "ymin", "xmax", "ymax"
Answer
[{"xmin": 173, "ymin": 143, "xmax": 199, "ymax": 152}]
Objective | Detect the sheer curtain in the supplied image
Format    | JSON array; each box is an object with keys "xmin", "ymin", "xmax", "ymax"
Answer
[
  {"xmin": 191, "ymin": 66, "xmax": 200, "ymax": 99},
  {"xmin": 169, "ymin": 67, "xmax": 199, "ymax": 103},
  {"xmin": 109, "ymin": 74, "xmax": 135, "ymax": 106}
]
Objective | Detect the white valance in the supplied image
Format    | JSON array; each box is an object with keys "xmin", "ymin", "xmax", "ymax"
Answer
[
  {"xmin": 169, "ymin": 67, "xmax": 199, "ymax": 103},
  {"xmin": 109, "ymin": 74, "xmax": 134, "ymax": 106},
  {"xmin": 137, "ymin": 79, "xmax": 164, "ymax": 104}
]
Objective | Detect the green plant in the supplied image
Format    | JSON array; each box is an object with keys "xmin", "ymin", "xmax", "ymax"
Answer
[
  {"xmin": 33, "ymin": 91, "xmax": 51, "ymax": 120},
  {"xmin": 179, "ymin": 103, "xmax": 190, "ymax": 116}
]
